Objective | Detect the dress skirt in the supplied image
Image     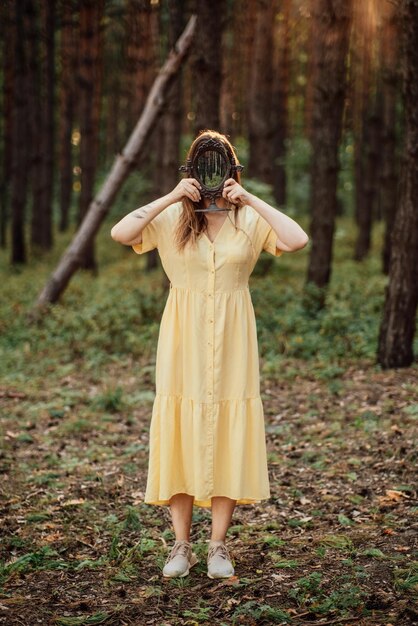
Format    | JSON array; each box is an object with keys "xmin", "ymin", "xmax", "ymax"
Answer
[{"xmin": 131, "ymin": 202, "xmax": 284, "ymax": 508}]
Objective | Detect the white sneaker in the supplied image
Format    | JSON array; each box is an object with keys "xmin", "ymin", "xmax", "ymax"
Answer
[
  {"xmin": 207, "ymin": 540, "xmax": 235, "ymax": 579},
  {"xmin": 162, "ymin": 540, "xmax": 198, "ymax": 578}
]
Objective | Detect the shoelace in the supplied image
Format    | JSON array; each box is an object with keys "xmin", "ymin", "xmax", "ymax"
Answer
[
  {"xmin": 208, "ymin": 543, "xmax": 231, "ymax": 561},
  {"xmin": 165, "ymin": 541, "xmax": 191, "ymax": 563}
]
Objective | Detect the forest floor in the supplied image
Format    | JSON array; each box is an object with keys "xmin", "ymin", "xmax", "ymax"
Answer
[
  {"xmin": 0, "ymin": 218, "xmax": 417, "ymax": 625},
  {"xmin": 1, "ymin": 356, "xmax": 417, "ymax": 626}
]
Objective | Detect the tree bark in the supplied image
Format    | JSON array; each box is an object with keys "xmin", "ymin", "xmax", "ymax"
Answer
[
  {"xmin": 304, "ymin": 0, "xmax": 319, "ymax": 142},
  {"xmin": 354, "ymin": 91, "xmax": 383, "ymax": 260},
  {"xmin": 31, "ymin": 0, "xmax": 56, "ymax": 251},
  {"xmin": 33, "ymin": 15, "xmax": 197, "ymax": 311},
  {"xmin": 193, "ymin": 0, "xmax": 223, "ymax": 133},
  {"xmin": 147, "ymin": 3, "xmax": 163, "ymax": 272},
  {"xmin": 353, "ymin": 0, "xmax": 381, "ymax": 261},
  {"xmin": 239, "ymin": 0, "xmax": 256, "ymax": 138},
  {"xmin": 219, "ymin": 0, "xmax": 242, "ymax": 137},
  {"xmin": 149, "ymin": 0, "xmax": 184, "ymax": 277},
  {"xmin": 105, "ymin": 70, "xmax": 122, "ymax": 161},
  {"xmin": 125, "ymin": 0, "xmax": 159, "ymax": 180},
  {"xmin": 247, "ymin": 0, "xmax": 276, "ymax": 183},
  {"xmin": 58, "ymin": 0, "xmax": 79, "ymax": 232},
  {"xmin": 380, "ymin": 1, "xmax": 400, "ymax": 274},
  {"xmin": 160, "ymin": 0, "xmax": 184, "ymax": 196},
  {"xmin": 351, "ymin": 0, "xmax": 372, "ymax": 230},
  {"xmin": 377, "ymin": 0, "xmax": 418, "ymax": 369},
  {"xmin": 77, "ymin": 0, "xmax": 104, "ymax": 270},
  {"xmin": 272, "ymin": 0, "xmax": 291, "ymax": 206},
  {"xmin": 125, "ymin": 0, "xmax": 154, "ymax": 139},
  {"xmin": 40, "ymin": 0, "xmax": 56, "ymax": 249},
  {"xmin": 0, "ymin": 0, "xmax": 14, "ymax": 248},
  {"xmin": 28, "ymin": 0, "xmax": 43, "ymax": 249},
  {"xmin": 305, "ymin": 0, "xmax": 353, "ymax": 296},
  {"xmin": 103, "ymin": 3, "xmax": 125, "ymax": 162},
  {"xmin": 10, "ymin": 0, "xmax": 32, "ymax": 264}
]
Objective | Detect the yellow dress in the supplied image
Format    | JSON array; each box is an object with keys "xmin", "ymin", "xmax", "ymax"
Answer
[{"xmin": 132, "ymin": 201, "xmax": 284, "ymax": 507}]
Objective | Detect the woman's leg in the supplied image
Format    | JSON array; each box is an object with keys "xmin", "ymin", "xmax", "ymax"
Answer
[
  {"xmin": 210, "ymin": 496, "xmax": 236, "ymax": 541},
  {"xmin": 169, "ymin": 493, "xmax": 194, "ymax": 541},
  {"xmin": 163, "ymin": 494, "xmax": 198, "ymax": 577}
]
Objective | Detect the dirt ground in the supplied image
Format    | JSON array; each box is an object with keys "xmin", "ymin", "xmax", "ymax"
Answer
[{"xmin": 0, "ymin": 360, "xmax": 417, "ymax": 625}]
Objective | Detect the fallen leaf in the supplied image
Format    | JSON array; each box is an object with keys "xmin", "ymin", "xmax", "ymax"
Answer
[
  {"xmin": 378, "ymin": 490, "xmax": 410, "ymax": 505},
  {"xmin": 221, "ymin": 575, "xmax": 240, "ymax": 586}
]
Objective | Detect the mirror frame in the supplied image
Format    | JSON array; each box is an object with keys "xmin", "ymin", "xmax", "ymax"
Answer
[{"xmin": 179, "ymin": 137, "xmax": 244, "ymax": 212}]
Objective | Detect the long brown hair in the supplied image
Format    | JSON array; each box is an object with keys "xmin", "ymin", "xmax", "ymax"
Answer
[{"xmin": 173, "ymin": 130, "xmax": 244, "ymax": 252}]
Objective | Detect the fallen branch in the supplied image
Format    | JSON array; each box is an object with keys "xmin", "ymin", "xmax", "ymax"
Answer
[{"xmin": 32, "ymin": 14, "xmax": 197, "ymax": 313}]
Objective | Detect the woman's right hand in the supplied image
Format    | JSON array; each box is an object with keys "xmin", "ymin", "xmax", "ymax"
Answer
[{"xmin": 170, "ymin": 178, "xmax": 201, "ymax": 203}]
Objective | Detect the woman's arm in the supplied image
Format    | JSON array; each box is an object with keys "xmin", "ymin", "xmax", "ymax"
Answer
[
  {"xmin": 111, "ymin": 178, "xmax": 201, "ymax": 245},
  {"xmin": 222, "ymin": 178, "xmax": 309, "ymax": 252}
]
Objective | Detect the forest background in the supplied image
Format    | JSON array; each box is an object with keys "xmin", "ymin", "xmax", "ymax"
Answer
[{"xmin": 0, "ymin": 1, "xmax": 417, "ymax": 625}]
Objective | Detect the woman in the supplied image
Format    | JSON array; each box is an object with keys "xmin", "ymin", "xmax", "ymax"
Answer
[{"xmin": 111, "ymin": 130, "xmax": 309, "ymax": 580}]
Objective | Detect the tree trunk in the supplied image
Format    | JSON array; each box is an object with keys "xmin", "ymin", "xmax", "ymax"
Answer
[
  {"xmin": 380, "ymin": 1, "xmax": 400, "ymax": 275},
  {"xmin": 144, "ymin": 2, "xmax": 162, "ymax": 272},
  {"xmin": 77, "ymin": 0, "xmax": 104, "ymax": 270},
  {"xmin": 377, "ymin": 0, "xmax": 418, "ymax": 369},
  {"xmin": 33, "ymin": 15, "xmax": 197, "ymax": 311},
  {"xmin": 351, "ymin": 0, "xmax": 372, "ymax": 229},
  {"xmin": 354, "ymin": 91, "xmax": 383, "ymax": 260},
  {"xmin": 160, "ymin": 0, "xmax": 184, "ymax": 196},
  {"xmin": 239, "ymin": 0, "xmax": 256, "ymax": 138},
  {"xmin": 105, "ymin": 72, "xmax": 122, "ymax": 161},
  {"xmin": 305, "ymin": 0, "xmax": 352, "ymax": 297},
  {"xmin": 353, "ymin": 0, "xmax": 381, "ymax": 261},
  {"xmin": 31, "ymin": 0, "xmax": 56, "ymax": 251},
  {"xmin": 125, "ymin": 0, "xmax": 154, "ymax": 140},
  {"xmin": 219, "ymin": 0, "xmax": 239, "ymax": 137},
  {"xmin": 10, "ymin": 0, "xmax": 32, "ymax": 264},
  {"xmin": 124, "ymin": 0, "xmax": 159, "ymax": 180},
  {"xmin": 272, "ymin": 0, "xmax": 290, "ymax": 206},
  {"xmin": 104, "ymin": 7, "xmax": 125, "ymax": 163},
  {"xmin": 0, "ymin": 0, "xmax": 14, "ymax": 248},
  {"xmin": 247, "ymin": 0, "xmax": 275, "ymax": 183},
  {"xmin": 58, "ymin": 0, "xmax": 79, "ymax": 232},
  {"xmin": 150, "ymin": 0, "xmax": 184, "ymax": 277},
  {"xmin": 193, "ymin": 0, "xmax": 223, "ymax": 133},
  {"xmin": 40, "ymin": 0, "xmax": 56, "ymax": 249},
  {"xmin": 28, "ymin": 0, "xmax": 43, "ymax": 250},
  {"xmin": 304, "ymin": 0, "xmax": 319, "ymax": 142}
]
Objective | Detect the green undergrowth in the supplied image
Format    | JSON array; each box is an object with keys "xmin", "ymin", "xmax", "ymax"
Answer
[{"xmin": 1, "ymin": 215, "xmax": 416, "ymax": 389}]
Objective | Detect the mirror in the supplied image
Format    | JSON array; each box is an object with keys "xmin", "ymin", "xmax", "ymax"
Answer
[
  {"xmin": 179, "ymin": 137, "xmax": 244, "ymax": 212},
  {"xmin": 195, "ymin": 150, "xmax": 228, "ymax": 191}
]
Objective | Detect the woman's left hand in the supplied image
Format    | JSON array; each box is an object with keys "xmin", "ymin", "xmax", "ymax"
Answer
[{"xmin": 222, "ymin": 179, "xmax": 251, "ymax": 205}]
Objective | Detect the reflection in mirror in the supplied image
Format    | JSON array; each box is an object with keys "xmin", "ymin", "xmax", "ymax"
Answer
[{"xmin": 196, "ymin": 150, "xmax": 227, "ymax": 190}]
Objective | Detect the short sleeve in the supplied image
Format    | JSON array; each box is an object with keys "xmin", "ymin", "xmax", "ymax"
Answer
[
  {"xmin": 261, "ymin": 222, "xmax": 284, "ymax": 257},
  {"xmin": 131, "ymin": 203, "xmax": 179, "ymax": 255},
  {"xmin": 245, "ymin": 205, "xmax": 284, "ymax": 258},
  {"xmin": 131, "ymin": 219, "xmax": 158, "ymax": 254}
]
